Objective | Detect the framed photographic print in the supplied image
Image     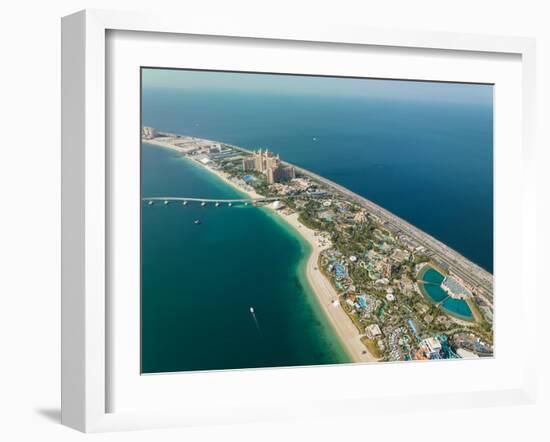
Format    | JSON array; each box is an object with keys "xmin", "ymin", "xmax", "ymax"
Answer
[{"xmin": 61, "ymin": 9, "xmax": 538, "ymax": 432}]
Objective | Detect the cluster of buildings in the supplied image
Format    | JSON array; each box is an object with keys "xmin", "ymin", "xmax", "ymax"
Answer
[
  {"xmin": 206, "ymin": 144, "xmax": 238, "ymax": 160},
  {"xmin": 451, "ymin": 332, "xmax": 493, "ymax": 357},
  {"xmin": 242, "ymin": 149, "xmax": 296, "ymax": 184},
  {"xmin": 386, "ymin": 326, "xmax": 407, "ymax": 361},
  {"xmin": 415, "ymin": 337, "xmax": 443, "ymax": 360},
  {"xmin": 142, "ymin": 126, "xmax": 158, "ymax": 139},
  {"xmin": 310, "ymin": 192, "xmax": 493, "ymax": 361},
  {"xmin": 344, "ymin": 292, "xmax": 380, "ymax": 317},
  {"xmin": 141, "ymin": 127, "xmax": 493, "ymax": 362},
  {"xmin": 357, "ymin": 248, "xmax": 400, "ymax": 283},
  {"xmin": 441, "ymin": 274, "xmax": 473, "ymax": 300},
  {"xmin": 192, "ymin": 144, "xmax": 242, "ymax": 162}
]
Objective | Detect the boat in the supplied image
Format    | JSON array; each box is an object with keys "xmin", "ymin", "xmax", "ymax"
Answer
[
  {"xmin": 194, "ymin": 219, "xmax": 201, "ymax": 225},
  {"xmin": 148, "ymin": 201, "xmax": 154, "ymax": 206},
  {"xmin": 215, "ymin": 202, "xmax": 220, "ymax": 207},
  {"xmin": 164, "ymin": 200, "xmax": 169, "ymax": 205},
  {"xmin": 228, "ymin": 202, "xmax": 232, "ymax": 207},
  {"xmin": 182, "ymin": 201, "xmax": 187, "ymax": 206},
  {"xmin": 201, "ymin": 202, "xmax": 206, "ymax": 206},
  {"xmin": 249, "ymin": 307, "xmax": 254, "ymax": 313}
]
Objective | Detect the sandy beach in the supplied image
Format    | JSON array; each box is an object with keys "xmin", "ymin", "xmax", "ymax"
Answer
[
  {"xmin": 276, "ymin": 212, "xmax": 376, "ymax": 363},
  {"xmin": 145, "ymin": 140, "xmax": 264, "ymax": 199},
  {"xmin": 192, "ymin": 155, "xmax": 374, "ymax": 363},
  {"xmin": 146, "ymin": 139, "xmax": 375, "ymax": 363},
  {"xmin": 143, "ymin": 138, "xmax": 189, "ymax": 153},
  {"xmin": 193, "ymin": 162, "xmax": 264, "ymax": 200}
]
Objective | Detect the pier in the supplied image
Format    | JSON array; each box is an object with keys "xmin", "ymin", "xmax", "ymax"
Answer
[
  {"xmin": 143, "ymin": 196, "xmax": 291, "ymax": 204},
  {"xmin": 143, "ymin": 131, "xmax": 493, "ymax": 301}
]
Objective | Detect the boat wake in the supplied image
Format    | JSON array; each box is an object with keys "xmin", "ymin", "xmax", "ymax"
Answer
[{"xmin": 250, "ymin": 307, "xmax": 260, "ymax": 332}]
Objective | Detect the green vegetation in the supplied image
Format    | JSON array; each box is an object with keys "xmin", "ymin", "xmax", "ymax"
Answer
[
  {"xmin": 360, "ymin": 336, "xmax": 382, "ymax": 359},
  {"xmin": 298, "ymin": 211, "xmax": 325, "ymax": 231},
  {"xmin": 213, "ymin": 151, "xmax": 493, "ymax": 360}
]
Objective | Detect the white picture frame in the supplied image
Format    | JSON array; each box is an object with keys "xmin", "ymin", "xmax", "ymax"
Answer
[{"xmin": 61, "ymin": 9, "xmax": 538, "ymax": 433}]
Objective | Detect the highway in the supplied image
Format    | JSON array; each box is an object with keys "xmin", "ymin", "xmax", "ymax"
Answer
[
  {"xmin": 149, "ymin": 133, "xmax": 493, "ymax": 302},
  {"xmin": 226, "ymin": 143, "xmax": 494, "ymax": 301},
  {"xmin": 292, "ymin": 163, "xmax": 493, "ymax": 299}
]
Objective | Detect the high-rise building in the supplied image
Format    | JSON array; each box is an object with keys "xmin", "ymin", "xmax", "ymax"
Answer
[
  {"xmin": 254, "ymin": 149, "xmax": 265, "ymax": 172},
  {"xmin": 266, "ymin": 163, "xmax": 296, "ymax": 184},
  {"xmin": 251, "ymin": 148, "xmax": 277, "ymax": 173},
  {"xmin": 266, "ymin": 153, "xmax": 280, "ymax": 171},
  {"xmin": 243, "ymin": 149, "xmax": 294, "ymax": 184},
  {"xmin": 266, "ymin": 166, "xmax": 275, "ymax": 184},
  {"xmin": 142, "ymin": 126, "xmax": 157, "ymax": 139},
  {"xmin": 242, "ymin": 157, "xmax": 256, "ymax": 171}
]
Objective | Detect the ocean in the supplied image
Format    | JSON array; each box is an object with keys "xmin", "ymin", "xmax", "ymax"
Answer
[
  {"xmin": 141, "ymin": 144, "xmax": 350, "ymax": 373},
  {"xmin": 141, "ymin": 81, "xmax": 493, "ymax": 373},
  {"xmin": 142, "ymin": 86, "xmax": 493, "ymax": 272}
]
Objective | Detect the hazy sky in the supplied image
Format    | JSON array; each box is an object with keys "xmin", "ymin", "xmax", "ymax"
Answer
[{"xmin": 142, "ymin": 68, "xmax": 493, "ymax": 106}]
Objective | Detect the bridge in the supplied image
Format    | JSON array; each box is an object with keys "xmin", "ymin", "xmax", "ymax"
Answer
[
  {"xmin": 142, "ymin": 196, "xmax": 290, "ymax": 204},
  {"xmin": 218, "ymin": 141, "xmax": 492, "ymax": 297},
  {"xmin": 143, "ymin": 133, "xmax": 493, "ymax": 301}
]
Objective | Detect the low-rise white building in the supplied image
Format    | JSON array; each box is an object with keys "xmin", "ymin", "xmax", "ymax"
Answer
[
  {"xmin": 421, "ymin": 337, "xmax": 442, "ymax": 358},
  {"xmin": 365, "ymin": 323, "xmax": 382, "ymax": 339},
  {"xmin": 271, "ymin": 200, "xmax": 285, "ymax": 210}
]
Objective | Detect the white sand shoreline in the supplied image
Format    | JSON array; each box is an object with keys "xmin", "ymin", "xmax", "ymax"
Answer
[
  {"xmin": 147, "ymin": 140, "xmax": 376, "ymax": 363},
  {"xmin": 143, "ymin": 138, "xmax": 189, "ymax": 152},
  {"xmin": 275, "ymin": 211, "xmax": 376, "ymax": 363}
]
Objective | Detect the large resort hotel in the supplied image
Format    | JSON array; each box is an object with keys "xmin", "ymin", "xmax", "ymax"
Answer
[
  {"xmin": 141, "ymin": 127, "xmax": 494, "ymax": 363},
  {"xmin": 242, "ymin": 148, "xmax": 296, "ymax": 184}
]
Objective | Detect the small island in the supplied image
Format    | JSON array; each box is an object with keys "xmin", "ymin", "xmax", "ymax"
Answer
[{"xmin": 142, "ymin": 127, "xmax": 494, "ymax": 363}]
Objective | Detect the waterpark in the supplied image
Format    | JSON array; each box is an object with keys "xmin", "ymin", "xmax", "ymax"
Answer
[{"xmin": 417, "ymin": 265, "xmax": 474, "ymax": 321}]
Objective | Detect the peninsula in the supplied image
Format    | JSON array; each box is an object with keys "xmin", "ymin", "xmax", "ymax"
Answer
[{"xmin": 142, "ymin": 127, "xmax": 494, "ymax": 362}]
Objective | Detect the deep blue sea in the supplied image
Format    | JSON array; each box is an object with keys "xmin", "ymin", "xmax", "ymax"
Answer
[{"xmin": 142, "ymin": 86, "xmax": 493, "ymax": 272}]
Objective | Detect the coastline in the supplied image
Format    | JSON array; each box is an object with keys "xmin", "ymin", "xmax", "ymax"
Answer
[
  {"xmin": 275, "ymin": 211, "xmax": 376, "ymax": 363},
  {"xmin": 207, "ymin": 173, "xmax": 374, "ymax": 362},
  {"xmin": 144, "ymin": 141, "xmax": 264, "ymax": 200},
  {"xmin": 150, "ymin": 135, "xmax": 493, "ymax": 301},
  {"xmin": 144, "ymin": 141, "xmax": 374, "ymax": 363}
]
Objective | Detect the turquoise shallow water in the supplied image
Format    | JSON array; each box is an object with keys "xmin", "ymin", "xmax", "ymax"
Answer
[
  {"xmin": 418, "ymin": 267, "xmax": 473, "ymax": 320},
  {"xmin": 141, "ymin": 143, "xmax": 350, "ymax": 373}
]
